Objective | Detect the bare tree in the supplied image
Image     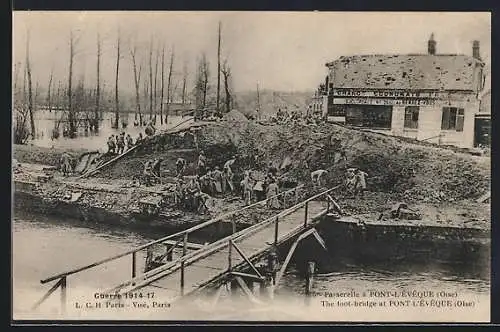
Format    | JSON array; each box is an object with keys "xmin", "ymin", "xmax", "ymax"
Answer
[
  {"xmin": 67, "ymin": 30, "xmax": 77, "ymax": 137},
  {"xmin": 143, "ymin": 76, "xmax": 149, "ymax": 123},
  {"xmin": 216, "ymin": 21, "xmax": 221, "ymax": 115},
  {"xmin": 194, "ymin": 53, "xmax": 210, "ymax": 119},
  {"xmin": 181, "ymin": 59, "xmax": 188, "ymax": 105},
  {"xmin": 221, "ymin": 60, "xmax": 232, "ymax": 113},
  {"xmin": 153, "ymin": 45, "xmax": 160, "ymax": 116},
  {"xmin": 160, "ymin": 43, "xmax": 165, "ymax": 125},
  {"xmin": 165, "ymin": 45, "xmax": 175, "ymax": 124},
  {"xmin": 130, "ymin": 38, "xmax": 143, "ymax": 125},
  {"xmin": 114, "ymin": 27, "xmax": 121, "ymax": 129},
  {"xmin": 46, "ymin": 66, "xmax": 54, "ymax": 114},
  {"xmin": 25, "ymin": 29, "xmax": 35, "ymax": 138},
  {"xmin": 94, "ymin": 32, "xmax": 101, "ymax": 132},
  {"xmin": 148, "ymin": 35, "xmax": 153, "ymax": 120}
]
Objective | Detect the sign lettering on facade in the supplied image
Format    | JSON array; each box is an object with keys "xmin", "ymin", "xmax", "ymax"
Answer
[
  {"xmin": 333, "ymin": 98, "xmax": 436, "ymax": 106},
  {"xmin": 332, "ymin": 88, "xmax": 439, "ymax": 99}
]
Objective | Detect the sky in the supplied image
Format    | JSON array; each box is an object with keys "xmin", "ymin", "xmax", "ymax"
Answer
[{"xmin": 12, "ymin": 11, "xmax": 491, "ymax": 94}]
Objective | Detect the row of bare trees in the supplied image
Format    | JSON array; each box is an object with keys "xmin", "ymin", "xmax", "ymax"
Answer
[{"xmin": 14, "ymin": 22, "xmax": 234, "ymax": 144}]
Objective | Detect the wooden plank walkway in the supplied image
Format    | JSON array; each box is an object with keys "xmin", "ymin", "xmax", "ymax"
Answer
[{"xmin": 114, "ymin": 200, "xmax": 327, "ymax": 302}]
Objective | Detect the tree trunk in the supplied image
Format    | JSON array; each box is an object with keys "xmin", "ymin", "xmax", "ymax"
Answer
[
  {"xmin": 95, "ymin": 32, "xmax": 101, "ymax": 132},
  {"xmin": 160, "ymin": 44, "xmax": 165, "ymax": 125},
  {"xmin": 130, "ymin": 43, "xmax": 142, "ymax": 125},
  {"xmin": 25, "ymin": 31, "xmax": 35, "ymax": 139},
  {"xmin": 46, "ymin": 68, "xmax": 53, "ymax": 114},
  {"xmin": 166, "ymin": 46, "xmax": 174, "ymax": 125},
  {"xmin": 181, "ymin": 60, "xmax": 187, "ymax": 105},
  {"xmin": 154, "ymin": 47, "xmax": 159, "ymax": 118},
  {"xmin": 216, "ymin": 21, "xmax": 221, "ymax": 115},
  {"xmin": 68, "ymin": 30, "xmax": 76, "ymax": 137},
  {"xmin": 114, "ymin": 29, "xmax": 121, "ymax": 130},
  {"xmin": 149, "ymin": 36, "xmax": 153, "ymax": 120}
]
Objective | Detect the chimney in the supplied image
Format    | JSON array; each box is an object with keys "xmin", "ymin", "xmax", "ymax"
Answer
[
  {"xmin": 428, "ymin": 33, "xmax": 436, "ymax": 55},
  {"xmin": 473, "ymin": 40, "xmax": 481, "ymax": 60}
]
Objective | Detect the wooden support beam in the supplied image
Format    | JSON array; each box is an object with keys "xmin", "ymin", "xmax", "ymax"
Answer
[
  {"xmin": 60, "ymin": 276, "xmax": 67, "ymax": 314},
  {"xmin": 230, "ymin": 271, "xmax": 265, "ymax": 282},
  {"xmin": 234, "ymin": 276, "xmax": 263, "ymax": 305},
  {"xmin": 312, "ymin": 229, "xmax": 327, "ymax": 251},
  {"xmin": 304, "ymin": 201, "xmax": 309, "ymax": 227},
  {"xmin": 32, "ymin": 278, "xmax": 63, "ymax": 310},
  {"xmin": 274, "ymin": 228, "xmax": 315, "ymax": 286},
  {"xmin": 210, "ymin": 284, "xmax": 224, "ymax": 307},
  {"xmin": 230, "ymin": 240, "xmax": 263, "ymax": 279},
  {"xmin": 162, "ymin": 239, "xmax": 204, "ymax": 250}
]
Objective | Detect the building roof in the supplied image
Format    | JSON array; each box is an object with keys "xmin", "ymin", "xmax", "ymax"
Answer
[{"xmin": 326, "ymin": 54, "xmax": 484, "ymax": 91}]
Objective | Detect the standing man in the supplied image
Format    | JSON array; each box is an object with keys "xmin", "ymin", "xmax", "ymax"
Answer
[
  {"xmin": 223, "ymin": 156, "xmax": 236, "ymax": 192},
  {"xmin": 240, "ymin": 171, "xmax": 253, "ymax": 206},
  {"xmin": 126, "ymin": 134, "xmax": 134, "ymax": 151},
  {"xmin": 266, "ymin": 178, "xmax": 280, "ymax": 209},
  {"xmin": 176, "ymin": 157, "xmax": 186, "ymax": 177},
  {"xmin": 116, "ymin": 132, "xmax": 125, "ymax": 154},
  {"xmin": 354, "ymin": 169, "xmax": 368, "ymax": 197},
  {"xmin": 311, "ymin": 169, "xmax": 328, "ymax": 188},
  {"xmin": 151, "ymin": 158, "xmax": 163, "ymax": 182},
  {"xmin": 197, "ymin": 151, "xmax": 207, "ymax": 176},
  {"xmin": 143, "ymin": 160, "xmax": 153, "ymax": 186},
  {"xmin": 212, "ymin": 166, "xmax": 223, "ymax": 196},
  {"xmin": 107, "ymin": 135, "xmax": 116, "ymax": 154}
]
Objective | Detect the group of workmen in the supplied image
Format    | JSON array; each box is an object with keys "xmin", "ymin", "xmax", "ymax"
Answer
[
  {"xmin": 310, "ymin": 167, "xmax": 368, "ymax": 196},
  {"xmin": 106, "ymin": 122, "xmax": 157, "ymax": 156},
  {"xmin": 169, "ymin": 152, "xmax": 285, "ymax": 213}
]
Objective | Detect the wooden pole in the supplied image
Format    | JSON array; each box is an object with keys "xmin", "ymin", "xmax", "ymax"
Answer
[
  {"xmin": 166, "ymin": 244, "xmax": 173, "ymax": 261},
  {"xmin": 304, "ymin": 201, "xmax": 309, "ymax": 227},
  {"xmin": 60, "ymin": 276, "xmax": 67, "ymax": 314},
  {"xmin": 305, "ymin": 261, "xmax": 315, "ymax": 306},
  {"xmin": 227, "ymin": 240, "xmax": 232, "ymax": 271},
  {"xmin": 180, "ymin": 233, "xmax": 188, "ymax": 295},
  {"xmin": 274, "ymin": 216, "xmax": 279, "ymax": 246},
  {"xmin": 132, "ymin": 252, "xmax": 136, "ymax": 278}
]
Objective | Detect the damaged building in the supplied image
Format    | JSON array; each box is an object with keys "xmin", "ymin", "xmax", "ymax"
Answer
[{"xmin": 324, "ymin": 34, "xmax": 489, "ymax": 148}]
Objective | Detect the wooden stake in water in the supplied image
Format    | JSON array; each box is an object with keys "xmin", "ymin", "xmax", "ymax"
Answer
[{"xmin": 305, "ymin": 261, "xmax": 315, "ymax": 306}]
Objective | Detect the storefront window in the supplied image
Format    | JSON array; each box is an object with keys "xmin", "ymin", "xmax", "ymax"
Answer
[
  {"xmin": 404, "ymin": 106, "xmax": 419, "ymax": 129},
  {"xmin": 345, "ymin": 105, "xmax": 392, "ymax": 129},
  {"xmin": 441, "ymin": 107, "xmax": 464, "ymax": 131}
]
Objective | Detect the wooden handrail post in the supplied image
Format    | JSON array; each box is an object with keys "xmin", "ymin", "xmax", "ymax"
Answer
[
  {"xmin": 228, "ymin": 240, "xmax": 232, "ymax": 271},
  {"xmin": 180, "ymin": 233, "xmax": 188, "ymax": 295},
  {"xmin": 327, "ymin": 195, "xmax": 330, "ymax": 212},
  {"xmin": 304, "ymin": 201, "xmax": 309, "ymax": 227},
  {"xmin": 60, "ymin": 276, "xmax": 67, "ymax": 314},
  {"xmin": 132, "ymin": 252, "xmax": 137, "ymax": 279},
  {"xmin": 274, "ymin": 217, "xmax": 279, "ymax": 247}
]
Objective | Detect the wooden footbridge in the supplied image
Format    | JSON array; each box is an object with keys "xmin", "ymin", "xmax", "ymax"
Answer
[{"xmin": 33, "ymin": 185, "xmax": 342, "ymax": 313}]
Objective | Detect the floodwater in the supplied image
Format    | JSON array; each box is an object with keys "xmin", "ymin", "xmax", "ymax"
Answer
[
  {"xmin": 28, "ymin": 110, "xmax": 193, "ymax": 151},
  {"xmin": 12, "ymin": 211, "xmax": 490, "ymax": 322}
]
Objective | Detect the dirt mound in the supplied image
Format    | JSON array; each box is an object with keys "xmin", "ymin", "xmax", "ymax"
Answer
[
  {"xmin": 86, "ymin": 120, "xmax": 490, "ymax": 210},
  {"xmin": 14, "ymin": 144, "xmax": 90, "ymax": 167},
  {"xmin": 223, "ymin": 109, "xmax": 249, "ymax": 123}
]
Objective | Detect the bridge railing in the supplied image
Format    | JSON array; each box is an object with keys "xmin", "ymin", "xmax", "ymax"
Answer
[
  {"xmin": 33, "ymin": 183, "xmax": 307, "ymax": 313},
  {"xmin": 107, "ymin": 184, "xmax": 343, "ymax": 297}
]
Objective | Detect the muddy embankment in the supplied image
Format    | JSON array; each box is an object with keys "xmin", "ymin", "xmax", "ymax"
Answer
[{"xmin": 14, "ymin": 113, "xmax": 491, "ymax": 233}]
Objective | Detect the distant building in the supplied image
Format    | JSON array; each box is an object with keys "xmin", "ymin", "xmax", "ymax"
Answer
[{"xmin": 324, "ymin": 34, "xmax": 489, "ymax": 148}]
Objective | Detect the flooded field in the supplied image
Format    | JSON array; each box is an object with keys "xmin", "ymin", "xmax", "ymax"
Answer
[{"xmin": 26, "ymin": 110, "xmax": 193, "ymax": 151}]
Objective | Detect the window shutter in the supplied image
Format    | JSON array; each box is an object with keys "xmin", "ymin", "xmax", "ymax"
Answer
[
  {"xmin": 441, "ymin": 107, "xmax": 450, "ymax": 130},
  {"xmin": 456, "ymin": 108, "xmax": 465, "ymax": 132}
]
